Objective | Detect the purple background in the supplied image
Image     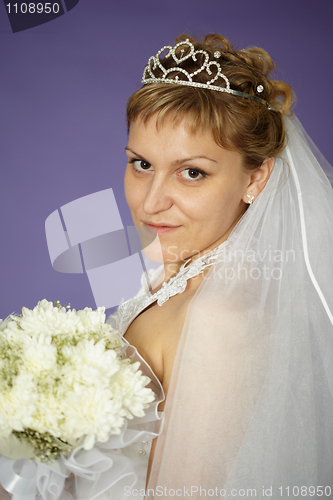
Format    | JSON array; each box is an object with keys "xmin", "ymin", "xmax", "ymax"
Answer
[{"xmin": 1, "ymin": 0, "xmax": 332, "ymax": 317}]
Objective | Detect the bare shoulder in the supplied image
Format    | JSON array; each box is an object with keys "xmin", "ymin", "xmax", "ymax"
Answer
[{"xmin": 124, "ymin": 283, "xmax": 196, "ymax": 402}]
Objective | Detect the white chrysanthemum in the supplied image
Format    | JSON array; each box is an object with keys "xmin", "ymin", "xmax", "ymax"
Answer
[
  {"xmin": 60, "ymin": 386, "xmax": 125, "ymax": 449},
  {"xmin": 108, "ymin": 361, "xmax": 155, "ymax": 419},
  {"xmin": 2, "ymin": 318, "xmax": 23, "ymax": 340},
  {"xmin": 29, "ymin": 391, "xmax": 65, "ymax": 436},
  {"xmin": 0, "ymin": 372, "xmax": 37, "ymax": 437},
  {"xmin": 75, "ymin": 308, "xmax": 120, "ymax": 348},
  {"xmin": 76, "ymin": 307, "xmax": 106, "ymax": 330},
  {"xmin": 0, "ymin": 315, "xmax": 14, "ymax": 332},
  {"xmin": 61, "ymin": 340, "xmax": 120, "ymax": 388},
  {"xmin": 18, "ymin": 300, "xmax": 81, "ymax": 337},
  {"xmin": 21, "ymin": 341, "xmax": 57, "ymax": 376}
]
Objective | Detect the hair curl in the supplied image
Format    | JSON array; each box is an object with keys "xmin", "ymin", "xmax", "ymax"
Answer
[{"xmin": 126, "ymin": 34, "xmax": 294, "ymax": 169}]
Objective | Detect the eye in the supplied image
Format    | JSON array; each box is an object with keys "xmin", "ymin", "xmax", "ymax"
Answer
[
  {"xmin": 130, "ymin": 159, "xmax": 154, "ymax": 172},
  {"xmin": 180, "ymin": 168, "xmax": 206, "ymax": 180}
]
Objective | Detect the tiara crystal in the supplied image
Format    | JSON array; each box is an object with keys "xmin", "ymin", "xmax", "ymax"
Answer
[{"xmin": 142, "ymin": 39, "xmax": 272, "ymax": 110}]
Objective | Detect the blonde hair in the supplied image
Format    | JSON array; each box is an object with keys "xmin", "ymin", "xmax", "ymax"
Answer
[{"xmin": 126, "ymin": 34, "xmax": 294, "ymax": 169}]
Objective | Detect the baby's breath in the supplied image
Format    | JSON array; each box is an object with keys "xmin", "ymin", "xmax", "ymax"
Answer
[
  {"xmin": 13, "ymin": 429, "xmax": 73, "ymax": 462},
  {"xmin": 0, "ymin": 340, "xmax": 23, "ymax": 388}
]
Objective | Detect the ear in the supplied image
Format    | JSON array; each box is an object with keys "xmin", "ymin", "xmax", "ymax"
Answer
[{"xmin": 242, "ymin": 158, "xmax": 274, "ymax": 205}]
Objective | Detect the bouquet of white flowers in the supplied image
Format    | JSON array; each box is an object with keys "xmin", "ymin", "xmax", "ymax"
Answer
[{"xmin": 0, "ymin": 300, "xmax": 156, "ymax": 500}]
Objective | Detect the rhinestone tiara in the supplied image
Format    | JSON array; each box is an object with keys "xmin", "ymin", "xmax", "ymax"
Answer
[{"xmin": 142, "ymin": 39, "xmax": 272, "ymax": 110}]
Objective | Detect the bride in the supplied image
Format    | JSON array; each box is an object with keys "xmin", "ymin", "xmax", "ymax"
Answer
[
  {"xmin": 0, "ymin": 34, "xmax": 331, "ymax": 500},
  {"xmin": 115, "ymin": 34, "xmax": 333, "ymax": 499}
]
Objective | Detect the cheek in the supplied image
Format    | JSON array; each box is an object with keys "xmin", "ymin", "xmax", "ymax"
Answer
[
  {"xmin": 179, "ymin": 191, "xmax": 230, "ymax": 224},
  {"xmin": 184, "ymin": 186, "xmax": 244, "ymax": 230},
  {"xmin": 177, "ymin": 190, "xmax": 215, "ymax": 220}
]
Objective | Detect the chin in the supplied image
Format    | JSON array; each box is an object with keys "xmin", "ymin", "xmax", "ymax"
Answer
[{"xmin": 141, "ymin": 238, "xmax": 165, "ymax": 264}]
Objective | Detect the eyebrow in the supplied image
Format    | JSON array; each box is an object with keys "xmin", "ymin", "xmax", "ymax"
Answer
[{"xmin": 125, "ymin": 147, "xmax": 217, "ymax": 165}]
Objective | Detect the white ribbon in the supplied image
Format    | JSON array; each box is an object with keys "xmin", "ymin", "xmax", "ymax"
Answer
[
  {"xmin": 0, "ymin": 458, "xmax": 37, "ymax": 500},
  {"xmin": 0, "ymin": 439, "xmax": 139, "ymax": 500}
]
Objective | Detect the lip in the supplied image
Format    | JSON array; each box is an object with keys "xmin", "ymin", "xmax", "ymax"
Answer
[{"xmin": 142, "ymin": 221, "xmax": 181, "ymax": 234}]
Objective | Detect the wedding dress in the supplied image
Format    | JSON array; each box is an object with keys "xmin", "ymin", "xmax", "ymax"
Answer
[{"xmin": 112, "ymin": 115, "xmax": 333, "ymax": 499}]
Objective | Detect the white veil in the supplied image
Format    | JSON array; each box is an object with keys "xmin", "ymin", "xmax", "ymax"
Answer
[{"xmin": 147, "ymin": 115, "xmax": 333, "ymax": 498}]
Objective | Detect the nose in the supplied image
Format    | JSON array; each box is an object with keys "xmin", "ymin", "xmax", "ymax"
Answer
[{"xmin": 142, "ymin": 176, "xmax": 173, "ymax": 215}]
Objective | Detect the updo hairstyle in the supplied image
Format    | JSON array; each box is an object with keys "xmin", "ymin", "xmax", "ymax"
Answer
[{"xmin": 126, "ymin": 34, "xmax": 294, "ymax": 170}]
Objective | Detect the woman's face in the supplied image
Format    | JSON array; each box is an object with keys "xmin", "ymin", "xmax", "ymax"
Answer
[{"xmin": 125, "ymin": 114, "xmax": 252, "ymax": 270}]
